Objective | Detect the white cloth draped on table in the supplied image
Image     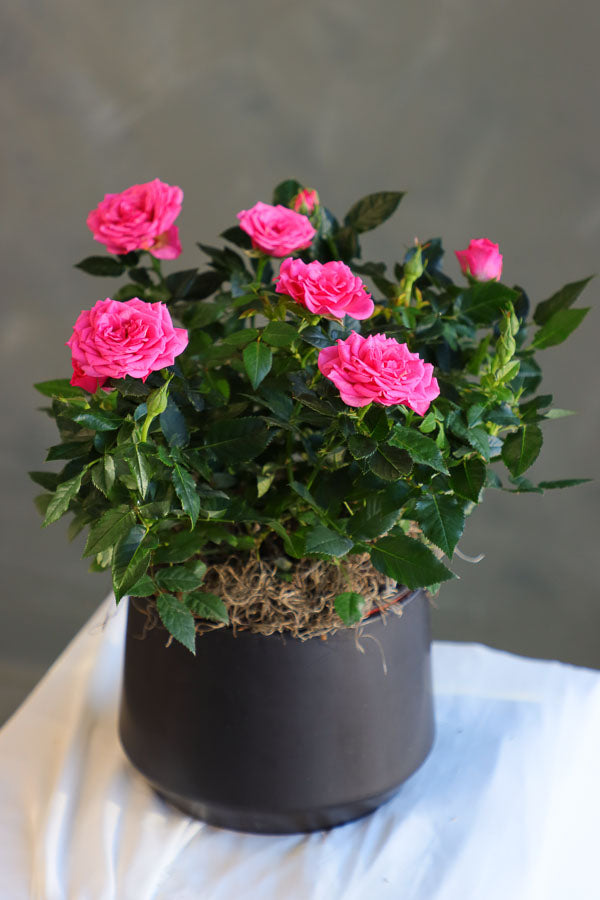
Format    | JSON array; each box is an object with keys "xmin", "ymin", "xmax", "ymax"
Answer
[{"xmin": 1, "ymin": 597, "xmax": 599, "ymax": 900}]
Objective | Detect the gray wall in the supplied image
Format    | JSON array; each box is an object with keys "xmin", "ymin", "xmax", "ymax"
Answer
[{"xmin": 2, "ymin": 0, "xmax": 598, "ymax": 722}]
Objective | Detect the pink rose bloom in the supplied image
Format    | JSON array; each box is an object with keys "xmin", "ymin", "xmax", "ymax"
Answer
[
  {"xmin": 455, "ymin": 238, "xmax": 503, "ymax": 282},
  {"xmin": 275, "ymin": 257, "xmax": 374, "ymax": 320},
  {"xmin": 67, "ymin": 297, "xmax": 188, "ymax": 390},
  {"xmin": 87, "ymin": 178, "xmax": 183, "ymax": 259},
  {"xmin": 292, "ymin": 188, "xmax": 319, "ymax": 214},
  {"xmin": 237, "ymin": 201, "xmax": 316, "ymax": 257},
  {"xmin": 318, "ymin": 332, "xmax": 439, "ymax": 414}
]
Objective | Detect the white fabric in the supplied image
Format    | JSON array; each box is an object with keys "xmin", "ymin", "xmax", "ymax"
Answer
[{"xmin": 1, "ymin": 598, "xmax": 599, "ymax": 900}]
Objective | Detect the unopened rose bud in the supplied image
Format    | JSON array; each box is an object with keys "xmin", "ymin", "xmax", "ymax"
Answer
[
  {"xmin": 403, "ymin": 245, "xmax": 424, "ymax": 281},
  {"xmin": 146, "ymin": 381, "xmax": 170, "ymax": 417},
  {"xmin": 292, "ymin": 188, "xmax": 319, "ymax": 215},
  {"xmin": 455, "ymin": 238, "xmax": 503, "ymax": 282}
]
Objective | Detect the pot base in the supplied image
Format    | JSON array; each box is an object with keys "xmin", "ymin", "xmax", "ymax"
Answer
[{"xmin": 154, "ymin": 782, "xmax": 405, "ymax": 835}]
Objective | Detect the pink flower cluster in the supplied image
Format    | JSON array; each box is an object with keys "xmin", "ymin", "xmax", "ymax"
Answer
[
  {"xmin": 237, "ymin": 202, "xmax": 316, "ymax": 257},
  {"xmin": 68, "ymin": 298, "xmax": 188, "ymax": 391},
  {"xmin": 455, "ymin": 238, "xmax": 503, "ymax": 282},
  {"xmin": 87, "ymin": 179, "xmax": 183, "ymax": 260},
  {"xmin": 275, "ymin": 258, "xmax": 374, "ymax": 320},
  {"xmin": 318, "ymin": 332, "xmax": 440, "ymax": 415}
]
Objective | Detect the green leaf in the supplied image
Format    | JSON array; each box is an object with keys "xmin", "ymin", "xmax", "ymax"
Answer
[
  {"xmin": 28, "ymin": 470, "xmax": 60, "ymax": 491},
  {"xmin": 347, "ymin": 492, "xmax": 406, "ymax": 541},
  {"xmin": 262, "ymin": 321, "xmax": 299, "ymax": 347},
  {"xmin": 413, "ymin": 494, "xmax": 466, "ymax": 557},
  {"xmin": 109, "ymin": 376, "xmax": 152, "ymax": 397},
  {"xmin": 290, "ymin": 481, "xmax": 321, "ymax": 509},
  {"xmin": 389, "ymin": 425, "xmax": 448, "ymax": 473},
  {"xmin": 544, "ymin": 408, "xmax": 575, "ymax": 420},
  {"xmin": 538, "ymin": 478, "xmax": 591, "ymax": 490},
  {"xmin": 112, "ymin": 525, "xmax": 151, "ymax": 599},
  {"xmin": 486, "ymin": 406, "xmax": 521, "ymax": 428},
  {"xmin": 370, "ymin": 534, "xmax": 454, "ymax": 590},
  {"xmin": 369, "ymin": 445, "xmax": 412, "ymax": 481},
  {"xmin": 73, "ymin": 409, "xmax": 122, "ymax": 431},
  {"xmin": 348, "ymin": 434, "xmax": 377, "ymax": 459},
  {"xmin": 187, "ymin": 298, "xmax": 230, "ymax": 329},
  {"xmin": 156, "ymin": 444, "xmax": 175, "ymax": 468},
  {"xmin": 34, "ymin": 493, "xmax": 52, "ymax": 516},
  {"xmin": 34, "ymin": 379, "xmax": 85, "ymax": 399},
  {"xmin": 501, "ymin": 424, "xmax": 543, "ymax": 477},
  {"xmin": 113, "ymin": 283, "xmax": 148, "ymax": 302},
  {"xmin": 533, "ymin": 276, "xmax": 594, "ymax": 325},
  {"xmin": 506, "ymin": 475, "xmax": 543, "ymax": 493},
  {"xmin": 83, "ymin": 505, "xmax": 135, "ymax": 557},
  {"xmin": 155, "ymin": 567, "xmax": 206, "ymax": 593},
  {"xmin": 335, "ymin": 592, "xmax": 366, "ymax": 625},
  {"xmin": 344, "ymin": 191, "xmax": 404, "ymax": 233},
  {"xmin": 188, "ymin": 591, "xmax": 229, "ymax": 624},
  {"xmin": 126, "ymin": 574, "xmax": 156, "ymax": 597},
  {"xmin": 74, "ymin": 256, "xmax": 126, "ymax": 277},
  {"xmin": 305, "ymin": 525, "xmax": 353, "ymax": 557},
  {"xmin": 531, "ymin": 307, "xmax": 590, "ymax": 350},
  {"xmin": 46, "ymin": 440, "xmax": 93, "ymax": 461},
  {"xmin": 447, "ymin": 413, "xmax": 491, "ymax": 461},
  {"xmin": 449, "ymin": 458, "xmax": 486, "ymax": 502},
  {"xmin": 221, "ymin": 225, "xmax": 253, "ymax": 250},
  {"xmin": 272, "ymin": 178, "xmax": 304, "ymax": 207},
  {"xmin": 42, "ymin": 471, "xmax": 84, "ymax": 526},
  {"xmin": 243, "ymin": 341, "xmax": 273, "ymax": 389},
  {"xmin": 221, "ymin": 328, "xmax": 260, "ymax": 348},
  {"xmin": 258, "ymin": 386, "xmax": 294, "ymax": 420},
  {"xmin": 364, "ymin": 406, "xmax": 390, "ymax": 441},
  {"xmin": 91, "ymin": 456, "xmax": 116, "ymax": 497},
  {"xmin": 160, "ymin": 398, "xmax": 189, "ymax": 449},
  {"xmin": 171, "ymin": 464, "xmax": 200, "ymax": 527},
  {"xmin": 519, "ymin": 394, "xmax": 552, "ymax": 421},
  {"xmin": 154, "ymin": 529, "xmax": 205, "ymax": 563},
  {"xmin": 128, "ymin": 266, "xmax": 152, "ymax": 286},
  {"xmin": 459, "ymin": 282, "xmax": 519, "ymax": 324},
  {"xmin": 165, "ymin": 268, "xmax": 198, "ymax": 297},
  {"xmin": 182, "ymin": 270, "xmax": 226, "ymax": 300},
  {"xmin": 297, "ymin": 326, "xmax": 331, "ymax": 349},
  {"xmin": 126, "ymin": 444, "xmax": 151, "ymax": 498},
  {"xmin": 197, "ymin": 243, "xmax": 248, "ymax": 276},
  {"xmin": 156, "ymin": 593, "xmax": 197, "ymax": 653},
  {"xmin": 205, "ymin": 418, "xmax": 271, "ymax": 464}
]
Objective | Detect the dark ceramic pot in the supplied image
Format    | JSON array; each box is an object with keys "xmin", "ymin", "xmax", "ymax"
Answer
[{"xmin": 119, "ymin": 589, "xmax": 434, "ymax": 834}]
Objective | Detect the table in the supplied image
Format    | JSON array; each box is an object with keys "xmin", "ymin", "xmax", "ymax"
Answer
[{"xmin": 1, "ymin": 597, "xmax": 599, "ymax": 900}]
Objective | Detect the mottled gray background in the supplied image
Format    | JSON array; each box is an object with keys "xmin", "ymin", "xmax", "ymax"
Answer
[{"xmin": 1, "ymin": 0, "xmax": 598, "ymax": 723}]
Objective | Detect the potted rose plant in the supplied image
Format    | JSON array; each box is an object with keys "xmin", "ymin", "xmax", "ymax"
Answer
[{"xmin": 32, "ymin": 177, "xmax": 591, "ymax": 833}]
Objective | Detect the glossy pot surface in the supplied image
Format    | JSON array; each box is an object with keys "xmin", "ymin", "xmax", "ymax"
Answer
[{"xmin": 119, "ymin": 589, "xmax": 434, "ymax": 834}]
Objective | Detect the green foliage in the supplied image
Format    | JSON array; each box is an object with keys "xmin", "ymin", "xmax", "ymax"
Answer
[
  {"xmin": 34, "ymin": 178, "xmax": 592, "ymax": 651},
  {"xmin": 531, "ymin": 307, "xmax": 590, "ymax": 350},
  {"xmin": 533, "ymin": 277, "xmax": 594, "ymax": 325},
  {"xmin": 344, "ymin": 191, "xmax": 405, "ymax": 234},
  {"xmin": 388, "ymin": 426, "xmax": 448, "ymax": 474},
  {"xmin": 156, "ymin": 593, "xmax": 197, "ymax": 653},
  {"xmin": 335, "ymin": 592, "xmax": 366, "ymax": 625},
  {"xmin": 83, "ymin": 506, "xmax": 135, "ymax": 557},
  {"xmin": 413, "ymin": 494, "xmax": 466, "ymax": 557},
  {"xmin": 112, "ymin": 526, "xmax": 153, "ymax": 600},
  {"xmin": 75, "ymin": 256, "xmax": 126, "ymax": 277},
  {"xmin": 501, "ymin": 425, "xmax": 543, "ymax": 477},
  {"xmin": 243, "ymin": 341, "xmax": 272, "ymax": 388},
  {"xmin": 370, "ymin": 535, "xmax": 454, "ymax": 590},
  {"xmin": 187, "ymin": 592, "xmax": 229, "ymax": 624}
]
